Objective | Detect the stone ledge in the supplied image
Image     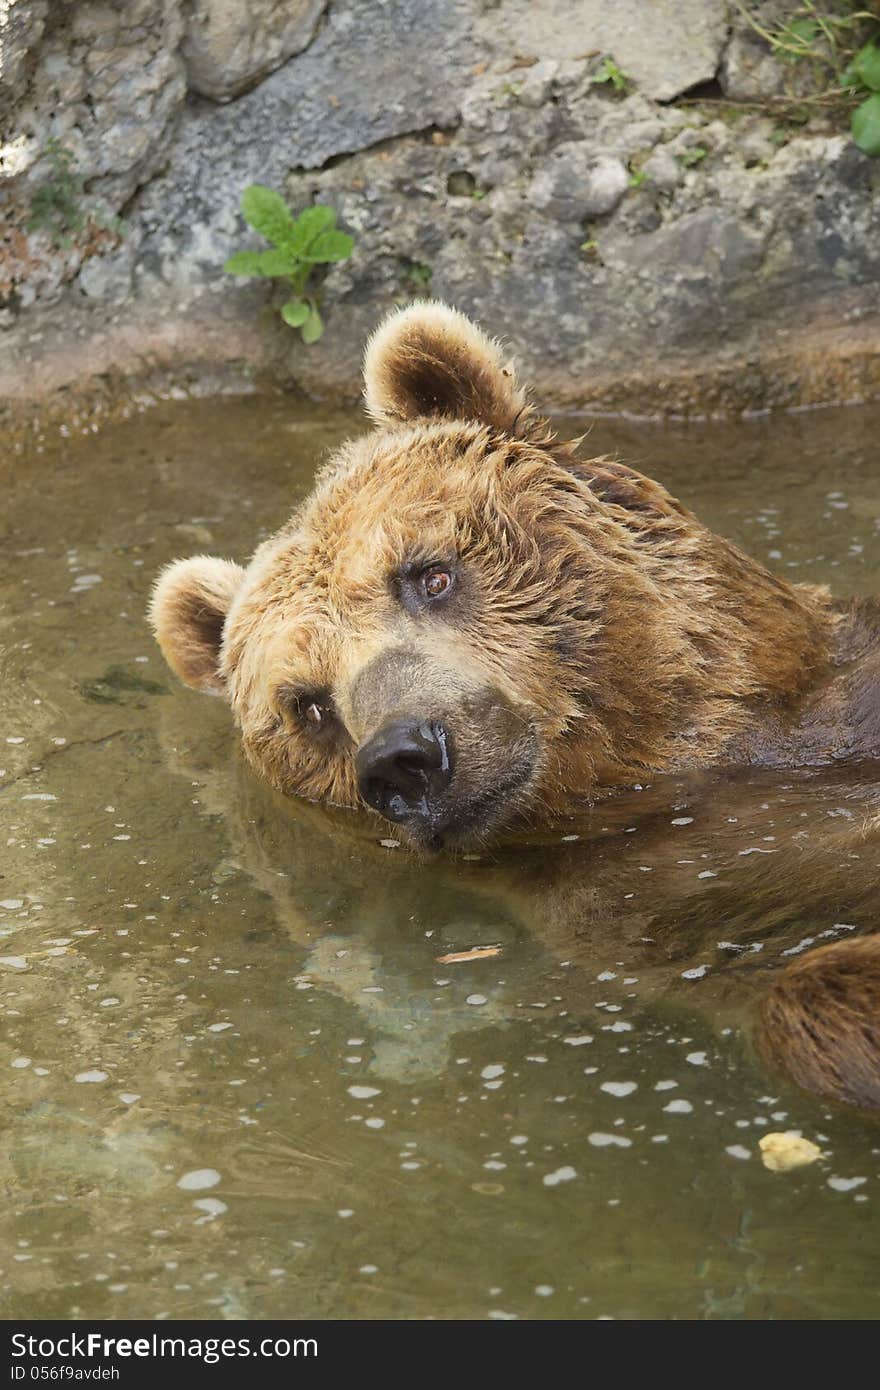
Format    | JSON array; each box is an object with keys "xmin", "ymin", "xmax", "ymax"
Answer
[{"xmin": 2, "ymin": 297, "xmax": 879, "ymax": 436}]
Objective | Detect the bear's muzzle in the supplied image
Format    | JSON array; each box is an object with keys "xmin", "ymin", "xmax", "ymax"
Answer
[{"xmin": 356, "ymin": 718, "xmax": 453, "ymax": 834}]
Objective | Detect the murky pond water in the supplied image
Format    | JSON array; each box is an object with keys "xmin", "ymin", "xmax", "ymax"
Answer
[{"xmin": 1, "ymin": 395, "xmax": 879, "ymax": 1320}]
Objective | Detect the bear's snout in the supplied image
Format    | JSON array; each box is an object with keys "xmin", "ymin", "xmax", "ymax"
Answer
[
  {"xmin": 344, "ymin": 646, "xmax": 538, "ymax": 847},
  {"xmin": 356, "ymin": 719, "xmax": 453, "ymax": 834}
]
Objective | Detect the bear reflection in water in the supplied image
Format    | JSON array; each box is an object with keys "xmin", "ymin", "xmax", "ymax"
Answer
[
  {"xmin": 151, "ymin": 302, "xmax": 880, "ymax": 1111},
  {"xmin": 186, "ymin": 728, "xmax": 880, "ymax": 1107}
]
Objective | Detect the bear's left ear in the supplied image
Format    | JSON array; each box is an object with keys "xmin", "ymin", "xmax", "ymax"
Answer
[
  {"xmin": 148, "ymin": 556, "xmax": 245, "ymax": 696},
  {"xmin": 363, "ymin": 300, "xmax": 528, "ymax": 434}
]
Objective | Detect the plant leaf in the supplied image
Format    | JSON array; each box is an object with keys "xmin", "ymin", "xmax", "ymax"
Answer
[
  {"xmin": 787, "ymin": 18, "xmax": 818, "ymax": 44},
  {"xmin": 281, "ymin": 300, "xmax": 310, "ymax": 327},
  {"xmin": 224, "ymin": 248, "xmax": 296, "ymax": 277},
  {"xmin": 853, "ymin": 92, "xmax": 880, "ymax": 155},
  {"xmin": 840, "ymin": 58, "xmax": 862, "ymax": 90},
  {"xmin": 854, "ymin": 41, "xmax": 880, "ymax": 93},
  {"xmin": 301, "ymin": 229, "xmax": 355, "ymax": 264},
  {"xmin": 291, "ymin": 204, "xmax": 336, "ymax": 249},
  {"xmin": 240, "ymin": 185, "xmax": 298, "ymax": 246},
  {"xmin": 301, "ymin": 305, "xmax": 324, "ymax": 343}
]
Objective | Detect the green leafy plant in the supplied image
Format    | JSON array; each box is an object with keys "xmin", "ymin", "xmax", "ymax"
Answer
[
  {"xmin": 628, "ymin": 165, "xmax": 648, "ymax": 189},
  {"xmin": 732, "ymin": 2, "xmax": 880, "ymax": 155},
  {"xmin": 679, "ymin": 145, "xmax": 709, "ymax": 167},
  {"xmin": 27, "ymin": 137, "xmax": 84, "ymax": 244},
  {"xmin": 224, "ymin": 184, "xmax": 354, "ymax": 343},
  {"xmin": 738, "ymin": 1, "xmax": 875, "ymax": 71},
  {"xmin": 28, "ymin": 137, "xmax": 113, "ymax": 247},
  {"xmin": 592, "ymin": 56, "xmax": 632, "ymax": 96},
  {"xmin": 772, "ymin": 13, "xmax": 834, "ymax": 64},
  {"xmin": 27, "ymin": 139, "xmax": 87, "ymax": 247},
  {"xmin": 842, "ymin": 39, "xmax": 880, "ymax": 153},
  {"xmin": 28, "ymin": 138, "xmax": 125, "ymax": 249}
]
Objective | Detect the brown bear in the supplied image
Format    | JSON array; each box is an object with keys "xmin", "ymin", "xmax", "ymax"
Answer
[{"xmin": 149, "ymin": 301, "xmax": 880, "ymax": 1107}]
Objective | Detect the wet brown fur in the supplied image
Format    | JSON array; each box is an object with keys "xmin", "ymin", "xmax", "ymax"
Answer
[
  {"xmin": 758, "ymin": 934, "xmax": 880, "ymax": 1110},
  {"xmin": 150, "ymin": 301, "xmax": 880, "ymax": 1112},
  {"xmin": 149, "ymin": 304, "xmax": 869, "ymax": 823}
]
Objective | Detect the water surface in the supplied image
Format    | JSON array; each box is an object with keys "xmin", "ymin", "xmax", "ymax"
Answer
[{"xmin": 1, "ymin": 396, "xmax": 879, "ymax": 1320}]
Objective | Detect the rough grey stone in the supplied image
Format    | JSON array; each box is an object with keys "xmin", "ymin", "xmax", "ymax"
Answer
[
  {"xmin": 719, "ymin": 30, "xmax": 786, "ymax": 101},
  {"xmin": 76, "ymin": 239, "xmax": 137, "ymax": 300},
  {"xmin": 595, "ymin": 113, "xmax": 665, "ymax": 163},
  {"xmin": 268, "ymin": 101, "xmax": 880, "ymax": 396},
  {"xmin": 0, "ymin": 0, "xmax": 49, "ymax": 126},
  {"xmin": 481, "ymin": 0, "xmax": 729, "ymax": 102},
  {"xmin": 134, "ymin": 0, "xmax": 478, "ymax": 299},
  {"xmin": 668, "ymin": 126, "xmax": 712, "ymax": 157},
  {"xmin": 183, "ymin": 0, "xmax": 327, "ymax": 101},
  {"xmin": 2, "ymin": 0, "xmax": 880, "ymax": 416},
  {"xmin": 738, "ymin": 120, "xmax": 780, "ymax": 168},
  {"xmin": 0, "ymin": 0, "xmax": 185, "ymax": 309},
  {"xmin": 3, "ymin": 1, "xmax": 185, "ymax": 201},
  {"xmin": 642, "ymin": 147, "xmax": 681, "ymax": 193},
  {"xmin": 515, "ymin": 60, "xmax": 560, "ymax": 110},
  {"xmin": 530, "ymin": 145, "xmax": 629, "ymax": 221}
]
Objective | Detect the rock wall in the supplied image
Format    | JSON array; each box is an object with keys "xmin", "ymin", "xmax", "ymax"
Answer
[{"xmin": 1, "ymin": 0, "xmax": 879, "ymax": 416}]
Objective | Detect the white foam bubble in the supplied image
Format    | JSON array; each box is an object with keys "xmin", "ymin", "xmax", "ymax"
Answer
[{"xmin": 177, "ymin": 1169, "xmax": 221, "ymax": 1191}]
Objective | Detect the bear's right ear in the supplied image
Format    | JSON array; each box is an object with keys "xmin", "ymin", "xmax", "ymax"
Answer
[
  {"xmin": 363, "ymin": 300, "xmax": 529, "ymax": 434},
  {"xmin": 148, "ymin": 556, "xmax": 245, "ymax": 696}
]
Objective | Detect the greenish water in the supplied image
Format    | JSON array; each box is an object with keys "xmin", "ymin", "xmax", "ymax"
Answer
[{"xmin": 1, "ymin": 395, "xmax": 879, "ymax": 1321}]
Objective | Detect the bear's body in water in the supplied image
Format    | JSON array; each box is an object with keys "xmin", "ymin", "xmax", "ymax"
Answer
[{"xmin": 150, "ymin": 301, "xmax": 880, "ymax": 1110}]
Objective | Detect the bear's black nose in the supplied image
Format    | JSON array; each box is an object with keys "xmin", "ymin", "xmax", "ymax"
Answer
[{"xmin": 356, "ymin": 720, "xmax": 452, "ymax": 824}]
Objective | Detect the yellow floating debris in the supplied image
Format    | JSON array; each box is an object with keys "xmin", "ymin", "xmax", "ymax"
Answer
[
  {"xmin": 759, "ymin": 1131, "xmax": 822, "ymax": 1172},
  {"xmin": 436, "ymin": 945, "xmax": 502, "ymax": 964}
]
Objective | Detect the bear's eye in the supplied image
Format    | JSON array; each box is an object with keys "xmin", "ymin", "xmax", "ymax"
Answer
[
  {"xmin": 297, "ymin": 694, "xmax": 333, "ymax": 733},
  {"xmin": 420, "ymin": 567, "xmax": 454, "ymax": 601},
  {"xmin": 276, "ymin": 685, "xmax": 334, "ymax": 736},
  {"xmin": 395, "ymin": 562, "xmax": 458, "ymax": 615}
]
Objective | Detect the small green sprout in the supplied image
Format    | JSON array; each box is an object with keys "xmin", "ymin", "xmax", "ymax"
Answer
[
  {"xmin": 406, "ymin": 263, "xmax": 433, "ymax": 292},
  {"xmin": 592, "ymin": 56, "xmax": 632, "ymax": 96},
  {"xmin": 27, "ymin": 139, "xmax": 86, "ymax": 247},
  {"xmin": 224, "ymin": 184, "xmax": 354, "ymax": 344},
  {"xmin": 679, "ymin": 145, "xmax": 709, "ymax": 167},
  {"xmin": 26, "ymin": 138, "xmax": 127, "ymax": 248}
]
